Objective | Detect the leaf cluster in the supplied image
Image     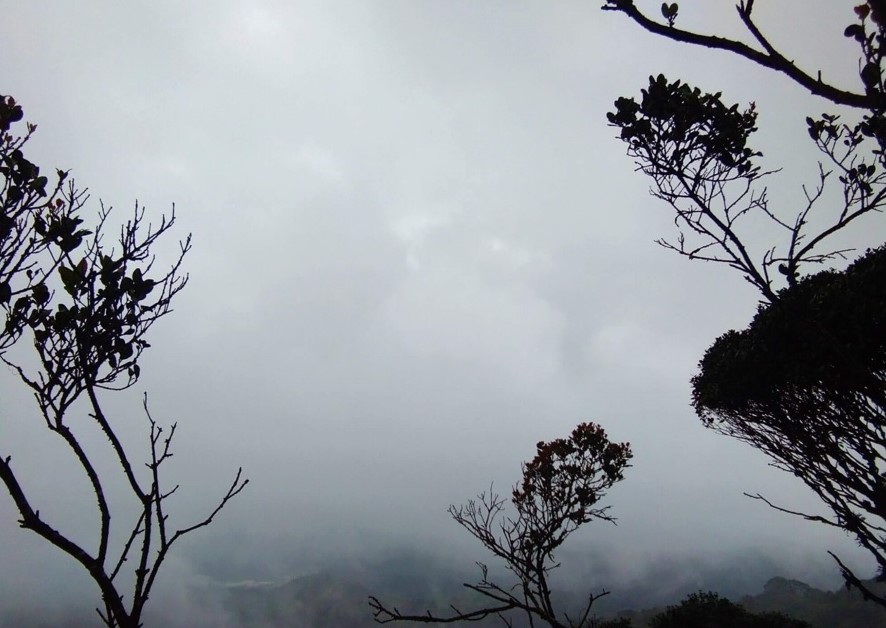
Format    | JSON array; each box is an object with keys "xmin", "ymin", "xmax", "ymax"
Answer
[
  {"xmin": 1, "ymin": 95, "xmax": 73, "ymax": 348},
  {"xmin": 659, "ymin": 3, "xmax": 678, "ymax": 28},
  {"xmin": 608, "ymin": 68, "xmax": 886, "ymax": 299},
  {"xmin": 514, "ymin": 423, "xmax": 631, "ymax": 533},
  {"xmin": 608, "ymin": 74, "xmax": 761, "ymax": 177},
  {"xmin": 844, "ymin": 3, "xmax": 886, "ymax": 159}
]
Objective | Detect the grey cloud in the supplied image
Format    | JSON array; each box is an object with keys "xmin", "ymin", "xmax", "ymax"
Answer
[{"xmin": 0, "ymin": 0, "xmax": 878, "ymax": 622}]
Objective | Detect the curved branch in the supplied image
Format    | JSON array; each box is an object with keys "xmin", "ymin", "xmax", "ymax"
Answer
[
  {"xmin": 0, "ymin": 454, "xmax": 131, "ymax": 625},
  {"xmin": 829, "ymin": 551, "xmax": 886, "ymax": 607},
  {"xmin": 369, "ymin": 595, "xmax": 516, "ymax": 624},
  {"xmin": 602, "ymin": 0, "xmax": 876, "ymax": 109}
]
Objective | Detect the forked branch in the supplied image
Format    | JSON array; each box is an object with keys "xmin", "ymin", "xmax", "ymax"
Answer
[{"xmin": 601, "ymin": 0, "xmax": 876, "ymax": 109}]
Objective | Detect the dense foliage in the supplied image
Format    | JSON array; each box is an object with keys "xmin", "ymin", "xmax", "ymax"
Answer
[
  {"xmin": 693, "ymin": 245, "xmax": 886, "ymax": 414},
  {"xmin": 692, "ymin": 245, "xmax": 886, "ymax": 589}
]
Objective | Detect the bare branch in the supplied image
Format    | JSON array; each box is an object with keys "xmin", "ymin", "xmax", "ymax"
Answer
[
  {"xmin": 829, "ymin": 551, "xmax": 886, "ymax": 607},
  {"xmin": 601, "ymin": 0, "xmax": 875, "ymax": 109},
  {"xmin": 744, "ymin": 493, "xmax": 840, "ymax": 527},
  {"xmin": 369, "ymin": 595, "xmax": 515, "ymax": 624}
]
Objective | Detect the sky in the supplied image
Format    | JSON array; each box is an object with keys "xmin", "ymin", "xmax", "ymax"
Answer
[{"xmin": 0, "ymin": 0, "xmax": 882, "ymax": 621}]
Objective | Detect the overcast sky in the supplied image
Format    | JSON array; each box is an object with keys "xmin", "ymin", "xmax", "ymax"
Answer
[{"xmin": 0, "ymin": 0, "xmax": 881, "ymax": 620}]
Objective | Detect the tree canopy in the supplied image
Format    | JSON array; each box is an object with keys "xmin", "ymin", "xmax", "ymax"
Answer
[
  {"xmin": 605, "ymin": 0, "xmax": 886, "ymax": 607},
  {"xmin": 692, "ymin": 244, "xmax": 886, "ymax": 598}
]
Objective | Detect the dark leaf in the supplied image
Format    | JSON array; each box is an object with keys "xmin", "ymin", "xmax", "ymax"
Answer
[
  {"xmin": 31, "ymin": 283, "xmax": 50, "ymax": 305},
  {"xmin": 861, "ymin": 62, "xmax": 881, "ymax": 88},
  {"xmin": 845, "ymin": 23, "xmax": 866, "ymax": 40},
  {"xmin": 58, "ymin": 265, "xmax": 81, "ymax": 295},
  {"xmin": 117, "ymin": 340, "xmax": 133, "ymax": 360}
]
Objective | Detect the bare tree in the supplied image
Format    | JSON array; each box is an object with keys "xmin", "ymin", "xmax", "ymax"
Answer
[
  {"xmin": 369, "ymin": 422, "xmax": 632, "ymax": 627},
  {"xmin": 604, "ymin": 1, "xmax": 886, "ymax": 606},
  {"xmin": 0, "ymin": 94, "xmax": 248, "ymax": 627}
]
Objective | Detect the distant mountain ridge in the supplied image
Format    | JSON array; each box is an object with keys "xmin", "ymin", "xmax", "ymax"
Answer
[
  {"xmin": 3, "ymin": 554, "xmax": 884, "ymax": 627},
  {"xmin": 743, "ymin": 576, "xmax": 886, "ymax": 628},
  {"xmin": 211, "ymin": 567, "xmax": 886, "ymax": 628}
]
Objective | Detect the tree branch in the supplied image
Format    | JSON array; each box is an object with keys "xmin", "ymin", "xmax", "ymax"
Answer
[{"xmin": 602, "ymin": 0, "xmax": 875, "ymax": 109}]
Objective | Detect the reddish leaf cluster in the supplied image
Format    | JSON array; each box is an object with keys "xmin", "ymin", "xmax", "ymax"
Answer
[
  {"xmin": 371, "ymin": 423, "xmax": 631, "ymax": 626},
  {"xmin": 513, "ymin": 422, "xmax": 632, "ymax": 528}
]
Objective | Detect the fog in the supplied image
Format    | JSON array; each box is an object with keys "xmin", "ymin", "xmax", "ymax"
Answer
[{"xmin": 0, "ymin": 1, "xmax": 879, "ymax": 624}]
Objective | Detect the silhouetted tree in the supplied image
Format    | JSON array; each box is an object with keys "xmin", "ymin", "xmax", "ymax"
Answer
[
  {"xmin": 649, "ymin": 591, "xmax": 809, "ymax": 628},
  {"xmin": 692, "ymin": 245, "xmax": 886, "ymax": 604},
  {"xmin": 369, "ymin": 422, "xmax": 632, "ymax": 627},
  {"xmin": 0, "ymin": 94, "xmax": 248, "ymax": 628},
  {"xmin": 605, "ymin": 1, "xmax": 886, "ymax": 607}
]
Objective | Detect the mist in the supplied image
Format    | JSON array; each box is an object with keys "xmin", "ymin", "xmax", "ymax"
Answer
[{"xmin": 0, "ymin": 1, "xmax": 880, "ymax": 625}]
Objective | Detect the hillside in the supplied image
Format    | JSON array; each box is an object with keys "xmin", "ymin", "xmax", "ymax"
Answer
[
  {"xmin": 616, "ymin": 577, "xmax": 886, "ymax": 628},
  {"xmin": 208, "ymin": 565, "xmax": 886, "ymax": 628}
]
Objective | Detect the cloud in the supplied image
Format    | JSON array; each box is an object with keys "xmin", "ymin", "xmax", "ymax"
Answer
[{"xmin": 0, "ymin": 0, "xmax": 879, "ymax": 622}]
